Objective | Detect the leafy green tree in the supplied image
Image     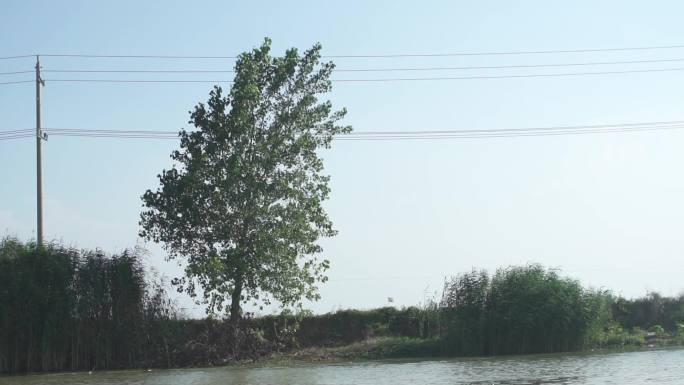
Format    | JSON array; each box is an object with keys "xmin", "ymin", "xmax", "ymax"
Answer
[{"xmin": 140, "ymin": 38, "xmax": 351, "ymax": 324}]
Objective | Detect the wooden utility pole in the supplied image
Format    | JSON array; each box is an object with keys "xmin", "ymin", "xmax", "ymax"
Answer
[{"xmin": 35, "ymin": 56, "xmax": 45, "ymax": 248}]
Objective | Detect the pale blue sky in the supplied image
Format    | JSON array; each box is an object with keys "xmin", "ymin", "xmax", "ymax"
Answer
[{"xmin": 2, "ymin": 1, "xmax": 684, "ymax": 316}]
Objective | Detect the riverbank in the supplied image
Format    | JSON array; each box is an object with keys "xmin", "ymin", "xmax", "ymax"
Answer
[
  {"xmin": 268, "ymin": 337, "xmax": 442, "ymax": 364},
  {"xmin": 4, "ymin": 348, "xmax": 684, "ymax": 385},
  {"xmin": 3, "ymin": 337, "xmax": 681, "ymax": 378},
  {"xmin": 251, "ymin": 335, "xmax": 684, "ymax": 367}
]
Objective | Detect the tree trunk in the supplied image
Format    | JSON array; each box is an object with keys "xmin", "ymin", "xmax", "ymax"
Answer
[
  {"xmin": 229, "ymin": 279, "xmax": 243, "ymax": 358},
  {"xmin": 230, "ymin": 279, "xmax": 243, "ymax": 327}
]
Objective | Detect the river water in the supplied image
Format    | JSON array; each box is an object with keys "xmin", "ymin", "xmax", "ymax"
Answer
[{"xmin": 3, "ymin": 348, "xmax": 683, "ymax": 385}]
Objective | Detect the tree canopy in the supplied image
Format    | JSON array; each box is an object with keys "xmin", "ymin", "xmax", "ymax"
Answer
[{"xmin": 140, "ymin": 38, "xmax": 351, "ymax": 321}]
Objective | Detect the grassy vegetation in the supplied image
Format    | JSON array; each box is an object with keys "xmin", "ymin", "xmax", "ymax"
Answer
[
  {"xmin": 439, "ymin": 265, "xmax": 607, "ymax": 356},
  {"xmin": 271, "ymin": 337, "xmax": 442, "ymax": 363},
  {"xmin": 0, "ymin": 238, "xmax": 175, "ymax": 374},
  {"xmin": 3, "ymin": 238, "xmax": 684, "ymax": 374}
]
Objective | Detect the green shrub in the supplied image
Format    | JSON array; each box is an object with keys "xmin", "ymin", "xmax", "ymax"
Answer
[
  {"xmin": 595, "ymin": 323, "xmax": 645, "ymax": 347},
  {"xmin": 0, "ymin": 238, "xmax": 176, "ymax": 374},
  {"xmin": 649, "ymin": 324, "xmax": 665, "ymax": 336},
  {"xmin": 440, "ymin": 265, "xmax": 605, "ymax": 356}
]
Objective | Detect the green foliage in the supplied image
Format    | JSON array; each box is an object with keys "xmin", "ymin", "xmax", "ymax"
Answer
[
  {"xmin": 674, "ymin": 323, "xmax": 684, "ymax": 345},
  {"xmin": 649, "ymin": 324, "xmax": 665, "ymax": 335},
  {"xmin": 6, "ymin": 241, "xmax": 684, "ymax": 373},
  {"xmin": 440, "ymin": 269, "xmax": 489, "ymax": 355},
  {"xmin": 611, "ymin": 292, "xmax": 684, "ymax": 332},
  {"xmin": 677, "ymin": 323, "xmax": 684, "ymax": 336},
  {"xmin": 140, "ymin": 38, "xmax": 351, "ymax": 321},
  {"xmin": 595, "ymin": 323, "xmax": 645, "ymax": 347},
  {"xmin": 245, "ymin": 306, "xmax": 440, "ymax": 349},
  {"xmin": 0, "ymin": 238, "xmax": 176, "ymax": 374},
  {"xmin": 367, "ymin": 321, "xmax": 391, "ymax": 338},
  {"xmin": 440, "ymin": 265, "xmax": 606, "ymax": 356}
]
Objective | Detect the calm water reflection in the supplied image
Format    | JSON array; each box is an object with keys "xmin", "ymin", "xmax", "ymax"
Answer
[{"xmin": 3, "ymin": 348, "xmax": 683, "ymax": 385}]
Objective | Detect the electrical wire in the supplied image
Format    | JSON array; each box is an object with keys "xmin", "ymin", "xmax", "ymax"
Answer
[
  {"xmin": 0, "ymin": 134, "xmax": 33, "ymax": 141},
  {"xmin": 0, "ymin": 80, "xmax": 33, "ymax": 85},
  {"xmin": 3, "ymin": 61, "xmax": 684, "ymax": 87},
  {"xmin": 4, "ymin": 44, "xmax": 684, "ymax": 65},
  {"xmin": 324, "ymin": 44, "xmax": 684, "ymax": 58},
  {"xmin": 36, "ymin": 57, "xmax": 684, "ymax": 74},
  {"xmin": 34, "ymin": 66, "xmax": 684, "ymax": 85},
  {"xmin": 338, "ymin": 124, "xmax": 684, "ymax": 140},
  {"xmin": 0, "ymin": 129, "xmax": 33, "ymax": 135},
  {"xmin": 44, "ymin": 69, "xmax": 235, "ymax": 74},
  {"xmin": 44, "ymin": 79, "xmax": 232, "ymax": 84},
  {"xmin": 31, "ymin": 121, "xmax": 684, "ymax": 141},
  {"xmin": 1, "ymin": 121, "xmax": 681, "ymax": 141},
  {"xmin": 0, "ymin": 55, "xmax": 34, "ymax": 60},
  {"xmin": 348, "ymin": 120, "xmax": 684, "ymax": 135},
  {"xmin": 0, "ymin": 129, "xmax": 35, "ymax": 142},
  {"xmin": 334, "ymin": 57, "xmax": 684, "ymax": 71},
  {"xmin": 332, "ymin": 67, "xmax": 684, "ymax": 82},
  {"xmin": 48, "ymin": 128, "xmax": 178, "ymax": 135},
  {"xmin": 43, "ymin": 128, "xmax": 178, "ymax": 140},
  {"xmin": 33, "ymin": 44, "xmax": 684, "ymax": 59},
  {"xmin": 0, "ymin": 70, "xmax": 34, "ymax": 76},
  {"xmin": 40, "ymin": 54, "xmax": 238, "ymax": 60},
  {"xmin": 334, "ymin": 125, "xmax": 684, "ymax": 140},
  {"xmin": 47, "ymin": 133, "xmax": 179, "ymax": 139}
]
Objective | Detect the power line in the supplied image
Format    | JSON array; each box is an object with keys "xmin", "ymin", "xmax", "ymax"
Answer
[
  {"xmin": 333, "ymin": 58, "xmax": 684, "ymax": 71},
  {"xmin": 33, "ymin": 66, "xmax": 684, "ymax": 84},
  {"xmin": 40, "ymin": 54, "xmax": 239, "ymax": 60},
  {"xmin": 0, "ymin": 129, "xmax": 33, "ymax": 135},
  {"xmin": 30, "ymin": 44, "xmax": 684, "ymax": 59},
  {"xmin": 2, "ymin": 63, "xmax": 684, "ymax": 87},
  {"xmin": 0, "ymin": 123, "xmax": 679, "ymax": 142},
  {"xmin": 44, "ymin": 128, "xmax": 179, "ymax": 140},
  {"xmin": 44, "ymin": 69, "xmax": 235, "ymax": 74},
  {"xmin": 39, "ymin": 127, "xmax": 684, "ymax": 140},
  {"xmin": 48, "ymin": 128, "xmax": 178, "ymax": 134},
  {"xmin": 48, "ymin": 133, "xmax": 179, "ymax": 139},
  {"xmin": 0, "ymin": 55, "xmax": 34, "ymax": 61},
  {"xmin": 335, "ymin": 126, "xmax": 684, "ymax": 140},
  {"xmin": 324, "ymin": 44, "xmax": 684, "ymax": 58},
  {"xmin": 338, "ymin": 124, "xmax": 684, "ymax": 140},
  {"xmin": 332, "ymin": 67, "xmax": 684, "ymax": 82},
  {"xmin": 4, "ymin": 44, "xmax": 684, "ymax": 64},
  {"xmin": 0, "ymin": 134, "xmax": 33, "ymax": 141},
  {"xmin": 22, "ymin": 121, "xmax": 684, "ymax": 141},
  {"xmin": 0, "ymin": 80, "xmax": 33, "ymax": 85},
  {"xmin": 0, "ymin": 70, "xmax": 34, "ymax": 76},
  {"xmin": 35, "ymin": 57, "xmax": 684, "ymax": 74},
  {"xmin": 350, "ymin": 120, "xmax": 684, "ymax": 135},
  {"xmin": 44, "ymin": 79, "xmax": 232, "ymax": 84}
]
